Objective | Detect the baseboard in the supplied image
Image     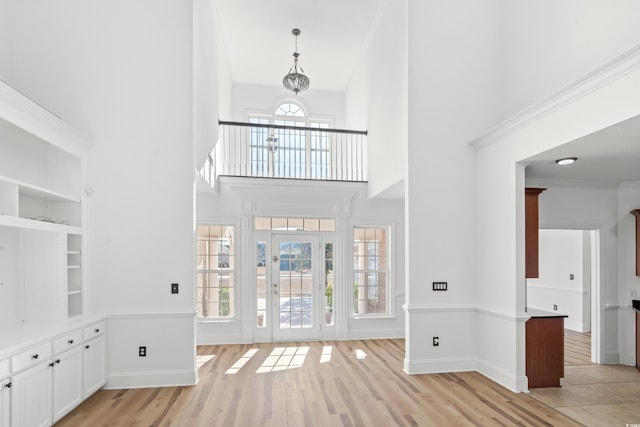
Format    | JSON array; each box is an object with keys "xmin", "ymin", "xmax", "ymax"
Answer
[
  {"xmin": 105, "ymin": 368, "xmax": 198, "ymax": 389},
  {"xmin": 604, "ymin": 350, "xmax": 620, "ymax": 364},
  {"xmin": 477, "ymin": 358, "xmax": 528, "ymax": 393},
  {"xmin": 402, "ymin": 356, "xmax": 477, "ymax": 375},
  {"xmin": 348, "ymin": 328, "xmax": 404, "ymax": 340}
]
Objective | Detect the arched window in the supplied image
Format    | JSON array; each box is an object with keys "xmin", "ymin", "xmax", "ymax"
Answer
[
  {"xmin": 274, "ymin": 102, "xmax": 305, "ymax": 117},
  {"xmin": 249, "ymin": 102, "xmax": 330, "ymax": 179}
]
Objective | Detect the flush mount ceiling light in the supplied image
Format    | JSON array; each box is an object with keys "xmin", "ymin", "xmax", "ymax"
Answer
[
  {"xmin": 282, "ymin": 28, "xmax": 310, "ymax": 95},
  {"xmin": 555, "ymin": 157, "xmax": 578, "ymax": 165}
]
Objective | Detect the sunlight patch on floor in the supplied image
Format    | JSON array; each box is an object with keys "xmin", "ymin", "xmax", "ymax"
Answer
[
  {"xmin": 355, "ymin": 349, "xmax": 367, "ymax": 360},
  {"xmin": 196, "ymin": 355, "xmax": 215, "ymax": 369},
  {"xmin": 320, "ymin": 346, "xmax": 332, "ymax": 363},
  {"xmin": 225, "ymin": 349, "xmax": 259, "ymax": 375},
  {"xmin": 257, "ymin": 346, "xmax": 309, "ymax": 373}
]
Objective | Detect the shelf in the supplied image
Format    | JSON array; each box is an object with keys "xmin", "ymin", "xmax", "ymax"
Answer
[
  {"xmin": 67, "ymin": 251, "xmax": 81, "ymax": 255},
  {"xmin": 0, "ymin": 175, "xmax": 80, "ymax": 203},
  {"xmin": 67, "ymin": 290, "xmax": 82, "ymax": 296},
  {"xmin": 0, "ymin": 214, "xmax": 82, "ymax": 234},
  {"xmin": 67, "ymin": 265, "xmax": 81, "ymax": 269}
]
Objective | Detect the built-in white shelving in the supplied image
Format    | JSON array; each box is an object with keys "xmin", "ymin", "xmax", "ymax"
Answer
[{"xmin": 0, "ymin": 79, "xmax": 90, "ymax": 322}]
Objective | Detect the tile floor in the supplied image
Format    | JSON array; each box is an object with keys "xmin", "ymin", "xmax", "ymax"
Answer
[{"xmin": 529, "ymin": 331, "xmax": 640, "ymax": 427}]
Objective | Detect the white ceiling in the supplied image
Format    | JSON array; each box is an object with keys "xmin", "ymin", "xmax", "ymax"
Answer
[
  {"xmin": 215, "ymin": 0, "xmax": 386, "ymax": 92},
  {"xmin": 524, "ymin": 115, "xmax": 640, "ymax": 185}
]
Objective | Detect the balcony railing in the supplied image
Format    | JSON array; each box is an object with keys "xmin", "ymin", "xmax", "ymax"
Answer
[{"xmin": 203, "ymin": 121, "xmax": 367, "ymax": 183}]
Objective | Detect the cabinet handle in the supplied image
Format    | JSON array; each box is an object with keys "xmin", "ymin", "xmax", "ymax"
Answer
[
  {"xmin": 95, "ymin": 328, "xmax": 100, "ymax": 333},
  {"xmin": 85, "ymin": 345, "xmax": 90, "ymax": 349},
  {"xmin": 49, "ymin": 362, "xmax": 55, "ymax": 367},
  {"xmin": 68, "ymin": 339, "xmax": 74, "ymax": 344},
  {"xmin": 55, "ymin": 359, "xmax": 61, "ymax": 364},
  {"xmin": 32, "ymin": 354, "xmax": 39, "ymax": 360},
  {"xmin": 4, "ymin": 383, "xmax": 11, "ymax": 389}
]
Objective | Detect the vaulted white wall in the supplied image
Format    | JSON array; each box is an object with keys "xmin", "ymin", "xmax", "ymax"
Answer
[
  {"xmin": 0, "ymin": 0, "xmax": 197, "ymax": 388},
  {"xmin": 230, "ymin": 84, "xmax": 345, "ymax": 126},
  {"xmin": 344, "ymin": 0, "xmax": 408, "ymax": 200},
  {"xmin": 194, "ymin": 0, "xmax": 232, "ymax": 169},
  {"xmin": 502, "ymin": 0, "xmax": 640, "ymax": 116},
  {"xmin": 404, "ymin": 0, "xmax": 503, "ymax": 376}
]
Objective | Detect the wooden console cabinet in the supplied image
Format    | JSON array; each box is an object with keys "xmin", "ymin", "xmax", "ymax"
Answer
[
  {"xmin": 525, "ymin": 188, "xmax": 546, "ymax": 278},
  {"xmin": 526, "ymin": 309, "xmax": 567, "ymax": 388},
  {"xmin": 631, "ymin": 209, "xmax": 640, "ymax": 277},
  {"xmin": 636, "ymin": 310, "xmax": 640, "ymax": 371}
]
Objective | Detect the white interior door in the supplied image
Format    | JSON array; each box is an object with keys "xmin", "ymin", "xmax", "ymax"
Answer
[{"xmin": 271, "ymin": 234, "xmax": 321, "ymax": 341}]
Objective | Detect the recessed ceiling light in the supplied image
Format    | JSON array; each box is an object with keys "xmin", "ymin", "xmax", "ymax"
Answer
[{"xmin": 555, "ymin": 157, "xmax": 577, "ymax": 165}]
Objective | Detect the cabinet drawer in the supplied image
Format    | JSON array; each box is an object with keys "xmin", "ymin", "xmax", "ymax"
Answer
[
  {"xmin": 53, "ymin": 330, "xmax": 83, "ymax": 354},
  {"xmin": 11, "ymin": 341, "xmax": 52, "ymax": 373},
  {"xmin": 83, "ymin": 322, "xmax": 106, "ymax": 341},
  {"xmin": 0, "ymin": 358, "xmax": 8, "ymax": 378}
]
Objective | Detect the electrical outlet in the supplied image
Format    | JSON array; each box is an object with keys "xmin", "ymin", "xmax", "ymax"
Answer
[
  {"xmin": 171, "ymin": 283, "xmax": 179, "ymax": 294},
  {"xmin": 553, "ymin": 304, "xmax": 557, "ymax": 311},
  {"xmin": 139, "ymin": 346, "xmax": 147, "ymax": 357},
  {"xmin": 569, "ymin": 274, "xmax": 574, "ymax": 280},
  {"xmin": 433, "ymin": 337, "xmax": 439, "ymax": 347},
  {"xmin": 630, "ymin": 288, "xmax": 637, "ymax": 298}
]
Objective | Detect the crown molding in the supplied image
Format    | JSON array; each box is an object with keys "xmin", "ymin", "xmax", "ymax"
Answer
[
  {"xmin": 619, "ymin": 181, "xmax": 640, "ymax": 189},
  {"xmin": 0, "ymin": 78, "xmax": 92, "ymax": 156},
  {"xmin": 525, "ymin": 178, "xmax": 621, "ymax": 190},
  {"xmin": 469, "ymin": 43, "xmax": 640, "ymax": 150}
]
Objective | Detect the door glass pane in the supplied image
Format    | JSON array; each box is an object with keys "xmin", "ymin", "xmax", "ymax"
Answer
[
  {"xmin": 279, "ymin": 241, "xmax": 313, "ymax": 329},
  {"xmin": 256, "ymin": 242, "xmax": 266, "ymax": 327},
  {"xmin": 324, "ymin": 243, "xmax": 334, "ymax": 325}
]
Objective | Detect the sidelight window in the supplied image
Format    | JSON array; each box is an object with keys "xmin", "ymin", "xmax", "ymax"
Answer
[{"xmin": 196, "ymin": 225, "xmax": 235, "ymax": 318}]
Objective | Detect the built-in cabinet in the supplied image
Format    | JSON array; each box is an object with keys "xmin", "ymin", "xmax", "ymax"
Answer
[
  {"xmin": 0, "ymin": 80, "xmax": 104, "ymax": 426},
  {"xmin": 526, "ymin": 309, "xmax": 567, "ymax": 388},
  {"xmin": 0, "ymin": 377, "xmax": 9, "ymax": 427},
  {"xmin": 636, "ymin": 310, "xmax": 640, "ymax": 372},
  {"xmin": 525, "ymin": 188, "xmax": 545, "ymax": 279},
  {"xmin": 631, "ymin": 209, "xmax": 640, "ymax": 277},
  {"xmin": 0, "ymin": 319, "xmax": 106, "ymax": 427}
]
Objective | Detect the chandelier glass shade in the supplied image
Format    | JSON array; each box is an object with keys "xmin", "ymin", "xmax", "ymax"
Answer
[{"xmin": 283, "ymin": 28, "xmax": 310, "ymax": 95}]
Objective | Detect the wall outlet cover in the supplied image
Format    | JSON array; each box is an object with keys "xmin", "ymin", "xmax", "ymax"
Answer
[{"xmin": 171, "ymin": 283, "xmax": 179, "ymax": 294}]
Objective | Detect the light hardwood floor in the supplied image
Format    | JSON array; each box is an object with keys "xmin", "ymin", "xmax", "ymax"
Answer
[
  {"xmin": 58, "ymin": 339, "xmax": 580, "ymax": 427},
  {"xmin": 529, "ymin": 329, "xmax": 640, "ymax": 427}
]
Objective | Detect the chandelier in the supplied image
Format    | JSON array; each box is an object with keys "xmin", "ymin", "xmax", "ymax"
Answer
[{"xmin": 282, "ymin": 28, "xmax": 310, "ymax": 95}]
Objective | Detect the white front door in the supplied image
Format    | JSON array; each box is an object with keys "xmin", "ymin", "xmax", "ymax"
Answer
[{"xmin": 270, "ymin": 234, "xmax": 321, "ymax": 341}]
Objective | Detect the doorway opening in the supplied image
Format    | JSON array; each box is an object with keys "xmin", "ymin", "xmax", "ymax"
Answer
[
  {"xmin": 254, "ymin": 217, "xmax": 336, "ymax": 342},
  {"xmin": 526, "ymin": 228, "xmax": 601, "ymax": 364}
]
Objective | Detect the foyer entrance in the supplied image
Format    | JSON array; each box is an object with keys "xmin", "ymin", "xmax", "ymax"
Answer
[{"xmin": 269, "ymin": 234, "xmax": 321, "ymax": 341}]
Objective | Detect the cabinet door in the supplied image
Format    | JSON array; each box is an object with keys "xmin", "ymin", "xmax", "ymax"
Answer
[
  {"xmin": 11, "ymin": 361, "xmax": 52, "ymax": 427},
  {"xmin": 0, "ymin": 379, "xmax": 10, "ymax": 427},
  {"xmin": 53, "ymin": 346, "xmax": 83, "ymax": 423},
  {"xmin": 83, "ymin": 335, "xmax": 106, "ymax": 397}
]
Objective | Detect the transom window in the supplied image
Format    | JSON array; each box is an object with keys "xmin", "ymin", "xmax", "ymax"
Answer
[
  {"xmin": 249, "ymin": 102, "xmax": 331, "ymax": 179},
  {"xmin": 275, "ymin": 103, "xmax": 305, "ymax": 117}
]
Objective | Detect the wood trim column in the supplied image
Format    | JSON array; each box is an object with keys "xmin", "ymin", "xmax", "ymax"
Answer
[
  {"xmin": 525, "ymin": 188, "xmax": 546, "ymax": 278},
  {"xmin": 631, "ymin": 209, "xmax": 640, "ymax": 277}
]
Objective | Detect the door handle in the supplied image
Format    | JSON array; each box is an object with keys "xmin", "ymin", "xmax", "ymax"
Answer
[{"xmin": 273, "ymin": 283, "xmax": 278, "ymax": 294}]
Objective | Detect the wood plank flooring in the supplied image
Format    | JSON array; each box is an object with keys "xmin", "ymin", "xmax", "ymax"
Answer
[
  {"xmin": 564, "ymin": 329, "xmax": 592, "ymax": 366},
  {"xmin": 57, "ymin": 339, "xmax": 580, "ymax": 427},
  {"xmin": 530, "ymin": 329, "xmax": 640, "ymax": 427}
]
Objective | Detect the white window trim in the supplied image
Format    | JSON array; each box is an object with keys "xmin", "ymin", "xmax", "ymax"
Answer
[
  {"xmin": 195, "ymin": 218, "xmax": 241, "ymax": 322},
  {"xmin": 350, "ymin": 221, "xmax": 396, "ymax": 319}
]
